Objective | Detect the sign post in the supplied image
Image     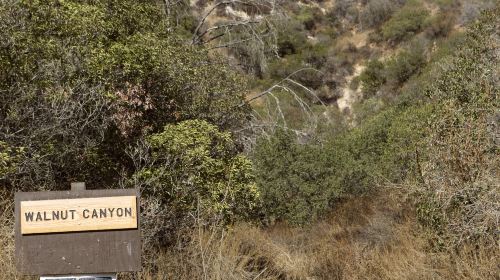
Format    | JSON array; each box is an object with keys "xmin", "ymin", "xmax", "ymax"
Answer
[{"xmin": 15, "ymin": 182, "xmax": 141, "ymax": 278}]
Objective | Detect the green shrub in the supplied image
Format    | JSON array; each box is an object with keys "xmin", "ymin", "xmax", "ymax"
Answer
[
  {"xmin": 359, "ymin": 59, "xmax": 386, "ymax": 97},
  {"xmin": 275, "ymin": 19, "xmax": 308, "ymax": 57},
  {"xmin": 331, "ymin": 109, "xmax": 395, "ymax": 192},
  {"xmin": 0, "ymin": 142, "xmax": 24, "ymax": 179},
  {"xmin": 385, "ymin": 43, "xmax": 426, "ymax": 87},
  {"xmin": 381, "ymin": 1, "xmax": 429, "ymax": 43},
  {"xmin": 296, "ymin": 6, "xmax": 324, "ymax": 31},
  {"xmin": 302, "ymin": 43, "xmax": 329, "ymax": 69},
  {"xmin": 267, "ymin": 55, "xmax": 303, "ymax": 79},
  {"xmin": 361, "ymin": 0, "xmax": 397, "ymax": 28},
  {"xmin": 0, "ymin": 0, "xmax": 250, "ymax": 191},
  {"xmin": 327, "ymin": 0, "xmax": 360, "ymax": 29},
  {"xmin": 267, "ymin": 54, "xmax": 325, "ymax": 89},
  {"xmin": 424, "ymin": 13, "xmax": 456, "ymax": 38},
  {"xmin": 252, "ymin": 105, "xmax": 430, "ymax": 226},
  {"xmin": 229, "ymin": 37, "xmax": 269, "ymax": 77},
  {"xmin": 417, "ymin": 8, "xmax": 499, "ymax": 247},
  {"xmin": 253, "ymin": 129, "xmax": 341, "ymax": 225},
  {"xmin": 382, "ymin": 104, "xmax": 432, "ymax": 181},
  {"xmin": 330, "ymin": 102, "xmax": 431, "ymax": 194},
  {"xmin": 133, "ymin": 120, "xmax": 259, "ymax": 247}
]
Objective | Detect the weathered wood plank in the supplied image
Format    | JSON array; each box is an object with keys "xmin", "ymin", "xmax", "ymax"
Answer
[
  {"xmin": 20, "ymin": 196, "xmax": 137, "ymax": 234},
  {"xmin": 15, "ymin": 188, "xmax": 141, "ymax": 275}
]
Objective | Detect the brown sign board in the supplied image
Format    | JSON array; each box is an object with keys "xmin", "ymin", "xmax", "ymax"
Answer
[
  {"xmin": 15, "ymin": 188, "xmax": 141, "ymax": 275},
  {"xmin": 20, "ymin": 196, "xmax": 138, "ymax": 234}
]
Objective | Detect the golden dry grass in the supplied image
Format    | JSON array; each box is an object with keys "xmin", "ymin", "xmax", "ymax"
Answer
[
  {"xmin": 0, "ymin": 189, "xmax": 22, "ymax": 279},
  {"xmin": 1, "ymin": 193, "xmax": 498, "ymax": 279},
  {"xmin": 137, "ymin": 195, "xmax": 499, "ymax": 280}
]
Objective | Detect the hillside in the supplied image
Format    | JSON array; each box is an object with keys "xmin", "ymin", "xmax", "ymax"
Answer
[{"xmin": 0, "ymin": 0, "xmax": 498, "ymax": 279}]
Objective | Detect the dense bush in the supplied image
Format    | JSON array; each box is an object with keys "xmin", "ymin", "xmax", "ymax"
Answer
[
  {"xmin": 358, "ymin": 41, "xmax": 426, "ymax": 98},
  {"xmin": 360, "ymin": 0, "xmax": 397, "ymax": 28},
  {"xmin": 0, "ymin": 142, "xmax": 24, "ymax": 179},
  {"xmin": 381, "ymin": 0, "xmax": 429, "ymax": 43},
  {"xmin": 416, "ymin": 8, "xmax": 499, "ymax": 248},
  {"xmin": 330, "ymin": 109, "xmax": 406, "ymax": 193},
  {"xmin": 132, "ymin": 120, "xmax": 259, "ymax": 248},
  {"xmin": 275, "ymin": 18, "xmax": 308, "ymax": 57},
  {"xmin": 327, "ymin": 0, "xmax": 360, "ymax": 30},
  {"xmin": 384, "ymin": 42, "xmax": 426, "ymax": 87},
  {"xmin": 253, "ymin": 129, "xmax": 342, "ymax": 225},
  {"xmin": 228, "ymin": 36, "xmax": 269, "ymax": 78},
  {"xmin": 424, "ymin": 12, "xmax": 456, "ymax": 38},
  {"xmin": 359, "ymin": 59, "xmax": 386, "ymax": 97},
  {"xmin": 253, "ymin": 102, "xmax": 431, "ymax": 225},
  {"xmin": 0, "ymin": 0, "xmax": 250, "ymax": 191},
  {"xmin": 296, "ymin": 6, "xmax": 325, "ymax": 31},
  {"xmin": 267, "ymin": 55, "xmax": 303, "ymax": 79},
  {"xmin": 267, "ymin": 53, "xmax": 325, "ymax": 90},
  {"xmin": 381, "ymin": 104, "xmax": 432, "ymax": 181}
]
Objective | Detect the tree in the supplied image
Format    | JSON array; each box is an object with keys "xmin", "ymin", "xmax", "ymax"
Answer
[{"xmin": 0, "ymin": 0, "xmax": 250, "ymax": 191}]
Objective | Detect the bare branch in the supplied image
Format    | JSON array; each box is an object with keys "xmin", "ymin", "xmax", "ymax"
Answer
[
  {"xmin": 192, "ymin": 1, "xmax": 235, "ymax": 45},
  {"xmin": 197, "ymin": 20, "xmax": 260, "ymax": 43},
  {"xmin": 243, "ymin": 68, "xmax": 322, "ymax": 105}
]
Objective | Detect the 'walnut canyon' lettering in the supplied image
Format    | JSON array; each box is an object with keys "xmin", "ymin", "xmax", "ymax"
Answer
[
  {"xmin": 24, "ymin": 207, "xmax": 133, "ymax": 222},
  {"xmin": 20, "ymin": 196, "xmax": 138, "ymax": 234}
]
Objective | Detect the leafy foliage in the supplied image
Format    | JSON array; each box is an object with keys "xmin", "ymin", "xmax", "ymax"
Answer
[
  {"xmin": 253, "ymin": 103, "xmax": 432, "ymax": 226},
  {"xmin": 275, "ymin": 18, "xmax": 308, "ymax": 57},
  {"xmin": 253, "ymin": 129, "xmax": 342, "ymax": 225},
  {"xmin": 330, "ymin": 105, "xmax": 430, "ymax": 193},
  {"xmin": 385, "ymin": 43, "xmax": 426, "ymax": 87},
  {"xmin": 361, "ymin": 0, "xmax": 397, "ymax": 28},
  {"xmin": 133, "ymin": 120, "xmax": 259, "ymax": 247},
  {"xmin": 359, "ymin": 59, "xmax": 386, "ymax": 97},
  {"xmin": 358, "ymin": 41, "xmax": 426, "ymax": 99},
  {"xmin": 381, "ymin": 0, "xmax": 429, "ymax": 43},
  {"xmin": 0, "ymin": 142, "xmax": 24, "ymax": 179},
  {"xmin": 416, "ymin": 8, "xmax": 499, "ymax": 247},
  {"xmin": 424, "ymin": 12, "xmax": 456, "ymax": 38},
  {"xmin": 0, "ymin": 0, "xmax": 249, "ymax": 191}
]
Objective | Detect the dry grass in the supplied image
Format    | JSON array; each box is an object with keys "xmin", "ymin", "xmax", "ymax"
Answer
[
  {"xmin": 0, "ymin": 189, "xmax": 23, "ymax": 280},
  {"xmin": 1, "ymin": 193, "xmax": 498, "ymax": 279},
  {"xmin": 137, "ymin": 195, "xmax": 499, "ymax": 280}
]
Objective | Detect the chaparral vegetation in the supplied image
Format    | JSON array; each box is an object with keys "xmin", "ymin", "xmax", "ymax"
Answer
[{"xmin": 0, "ymin": 0, "xmax": 498, "ymax": 279}]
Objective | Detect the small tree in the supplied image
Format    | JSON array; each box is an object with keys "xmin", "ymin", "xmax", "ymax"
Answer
[{"xmin": 0, "ymin": 0, "xmax": 251, "ymax": 191}]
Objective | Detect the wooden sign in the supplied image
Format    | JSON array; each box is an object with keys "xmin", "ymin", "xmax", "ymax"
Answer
[
  {"xmin": 20, "ymin": 196, "xmax": 137, "ymax": 234},
  {"xmin": 15, "ymin": 187, "xmax": 141, "ymax": 275}
]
